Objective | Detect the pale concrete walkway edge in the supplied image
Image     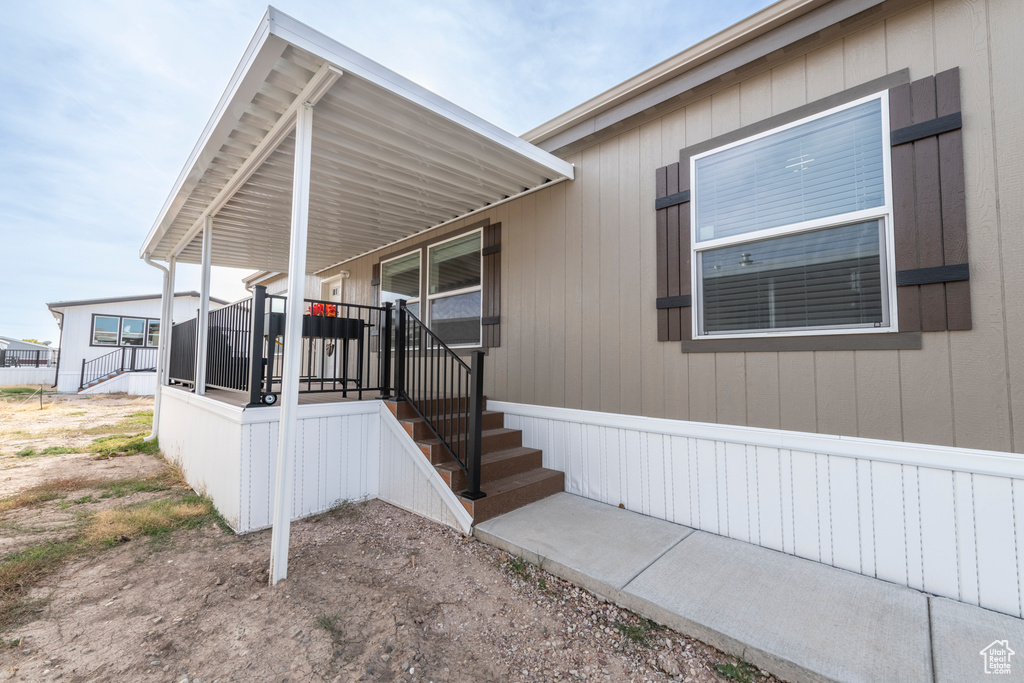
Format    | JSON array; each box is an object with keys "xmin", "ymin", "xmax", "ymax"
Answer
[{"xmin": 474, "ymin": 493, "xmax": 1024, "ymax": 683}]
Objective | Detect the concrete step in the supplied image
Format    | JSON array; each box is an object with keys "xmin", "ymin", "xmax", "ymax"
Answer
[
  {"xmin": 400, "ymin": 410, "xmax": 503, "ymax": 440},
  {"xmin": 416, "ymin": 427, "xmax": 523, "ymax": 465},
  {"xmin": 461, "ymin": 467, "xmax": 565, "ymax": 524},
  {"xmin": 436, "ymin": 446, "xmax": 543, "ymax": 492}
]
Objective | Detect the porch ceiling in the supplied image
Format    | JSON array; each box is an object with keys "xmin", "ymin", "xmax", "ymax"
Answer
[{"xmin": 141, "ymin": 7, "xmax": 574, "ymax": 273}]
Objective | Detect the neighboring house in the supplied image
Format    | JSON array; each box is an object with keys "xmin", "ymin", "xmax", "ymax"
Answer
[
  {"xmin": 47, "ymin": 293, "xmax": 227, "ymax": 394},
  {"xmin": 0, "ymin": 336, "xmax": 58, "ymax": 387},
  {"xmin": 138, "ymin": 0, "xmax": 1024, "ymax": 620},
  {"xmin": 0, "ymin": 336, "xmax": 56, "ymax": 367}
]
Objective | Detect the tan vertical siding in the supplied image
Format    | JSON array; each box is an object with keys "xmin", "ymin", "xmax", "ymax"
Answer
[
  {"xmin": 580, "ymin": 146, "xmax": 602, "ymax": 412},
  {"xmin": 989, "ymin": 0, "xmax": 1024, "ymax": 452},
  {"xmin": 936, "ymin": 0, "xmax": 1011, "ymax": 451},
  {"xmin": 328, "ymin": 0, "xmax": 1022, "ymax": 454},
  {"xmin": 563, "ymin": 153, "xmax": 584, "ymax": 410},
  {"xmin": 639, "ymin": 123, "xmax": 665, "ymax": 418},
  {"xmin": 618, "ymin": 130, "xmax": 642, "ymax": 413}
]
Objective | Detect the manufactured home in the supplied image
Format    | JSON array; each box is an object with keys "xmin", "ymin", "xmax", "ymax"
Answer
[
  {"xmin": 0, "ymin": 336, "xmax": 58, "ymax": 387},
  {"xmin": 47, "ymin": 292, "xmax": 227, "ymax": 394},
  {"xmin": 139, "ymin": 0, "xmax": 1024, "ymax": 626}
]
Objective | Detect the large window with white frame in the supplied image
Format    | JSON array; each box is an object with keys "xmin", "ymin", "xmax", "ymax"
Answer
[
  {"xmin": 380, "ymin": 251, "xmax": 422, "ymax": 318},
  {"xmin": 379, "ymin": 229, "xmax": 483, "ymax": 348},
  {"xmin": 690, "ymin": 93, "xmax": 896, "ymax": 338},
  {"xmin": 427, "ymin": 231, "xmax": 481, "ymax": 347}
]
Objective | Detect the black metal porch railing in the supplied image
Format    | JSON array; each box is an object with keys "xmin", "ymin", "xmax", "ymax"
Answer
[
  {"xmin": 168, "ymin": 317, "xmax": 197, "ymax": 385},
  {"xmin": 79, "ymin": 346, "xmax": 157, "ymax": 390},
  {"xmin": 395, "ymin": 299, "xmax": 485, "ymax": 500},
  {"xmin": 1, "ymin": 349, "xmax": 57, "ymax": 367},
  {"xmin": 206, "ymin": 298, "xmax": 252, "ymax": 392},
  {"xmin": 254, "ymin": 292, "xmax": 391, "ymax": 403}
]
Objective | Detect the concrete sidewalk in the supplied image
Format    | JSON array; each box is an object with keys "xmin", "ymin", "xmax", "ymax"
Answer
[{"xmin": 474, "ymin": 493, "xmax": 1024, "ymax": 683}]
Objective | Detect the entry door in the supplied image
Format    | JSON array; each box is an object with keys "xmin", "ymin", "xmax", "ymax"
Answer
[{"xmin": 320, "ymin": 276, "xmax": 345, "ymax": 380}]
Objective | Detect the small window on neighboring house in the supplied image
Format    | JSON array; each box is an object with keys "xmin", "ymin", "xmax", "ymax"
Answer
[
  {"xmin": 381, "ymin": 251, "xmax": 421, "ymax": 318},
  {"xmin": 427, "ymin": 231, "xmax": 481, "ymax": 347},
  {"xmin": 146, "ymin": 320, "xmax": 160, "ymax": 348},
  {"xmin": 120, "ymin": 318, "xmax": 146, "ymax": 346},
  {"xmin": 691, "ymin": 94, "xmax": 895, "ymax": 337},
  {"xmin": 92, "ymin": 316, "xmax": 120, "ymax": 346}
]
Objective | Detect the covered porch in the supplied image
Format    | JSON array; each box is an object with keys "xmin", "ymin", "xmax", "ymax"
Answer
[{"xmin": 139, "ymin": 8, "xmax": 572, "ymax": 583}]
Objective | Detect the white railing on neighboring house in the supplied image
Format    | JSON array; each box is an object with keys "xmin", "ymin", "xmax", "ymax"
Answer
[{"xmin": 490, "ymin": 400, "xmax": 1024, "ymax": 620}]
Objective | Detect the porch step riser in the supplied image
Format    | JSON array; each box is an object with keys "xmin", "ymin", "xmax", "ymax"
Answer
[
  {"xmin": 385, "ymin": 397, "xmax": 487, "ymax": 420},
  {"xmin": 438, "ymin": 448, "xmax": 543, "ymax": 491},
  {"xmin": 402, "ymin": 411, "xmax": 503, "ymax": 440},
  {"xmin": 418, "ymin": 429, "xmax": 523, "ymax": 465}
]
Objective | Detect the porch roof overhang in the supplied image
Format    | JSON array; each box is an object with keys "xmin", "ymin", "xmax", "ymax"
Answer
[{"xmin": 139, "ymin": 7, "xmax": 574, "ymax": 274}]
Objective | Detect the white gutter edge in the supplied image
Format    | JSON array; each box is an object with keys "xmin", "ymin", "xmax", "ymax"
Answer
[{"xmin": 142, "ymin": 254, "xmax": 170, "ymax": 442}]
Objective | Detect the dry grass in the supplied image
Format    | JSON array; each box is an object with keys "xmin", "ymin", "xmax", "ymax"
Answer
[
  {"xmin": 0, "ymin": 477, "xmax": 97, "ymax": 512},
  {"xmin": 82, "ymin": 411, "xmax": 152, "ymax": 436},
  {"xmin": 86, "ymin": 434, "xmax": 159, "ymax": 458},
  {"xmin": 84, "ymin": 497, "xmax": 214, "ymax": 546}
]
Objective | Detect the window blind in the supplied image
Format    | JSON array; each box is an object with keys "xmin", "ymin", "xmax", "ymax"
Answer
[
  {"xmin": 701, "ymin": 221, "xmax": 884, "ymax": 332},
  {"xmin": 695, "ymin": 99, "xmax": 885, "ymax": 242}
]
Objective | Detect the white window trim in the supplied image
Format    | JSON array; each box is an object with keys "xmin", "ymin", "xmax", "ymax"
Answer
[
  {"xmin": 379, "ymin": 249, "xmax": 423, "ymax": 309},
  {"xmin": 425, "ymin": 228, "xmax": 483, "ymax": 348},
  {"xmin": 689, "ymin": 91, "xmax": 898, "ymax": 340}
]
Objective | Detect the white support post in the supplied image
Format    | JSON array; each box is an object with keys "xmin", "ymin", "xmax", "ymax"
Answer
[
  {"xmin": 195, "ymin": 216, "xmax": 213, "ymax": 394},
  {"xmin": 269, "ymin": 102, "xmax": 314, "ymax": 586},
  {"xmin": 164, "ymin": 257, "xmax": 176, "ymax": 386}
]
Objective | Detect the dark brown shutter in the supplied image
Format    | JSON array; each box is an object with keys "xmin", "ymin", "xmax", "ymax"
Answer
[
  {"xmin": 654, "ymin": 163, "xmax": 691, "ymax": 341},
  {"xmin": 481, "ymin": 222, "xmax": 502, "ymax": 348},
  {"xmin": 889, "ymin": 67, "xmax": 971, "ymax": 331}
]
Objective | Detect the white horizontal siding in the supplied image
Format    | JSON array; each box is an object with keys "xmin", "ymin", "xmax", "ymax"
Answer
[
  {"xmin": 0, "ymin": 367, "xmax": 55, "ymax": 386},
  {"xmin": 491, "ymin": 400, "xmax": 1024, "ymax": 619}
]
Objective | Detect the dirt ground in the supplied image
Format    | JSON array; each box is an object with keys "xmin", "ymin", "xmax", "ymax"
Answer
[{"xmin": 0, "ymin": 391, "xmax": 780, "ymax": 683}]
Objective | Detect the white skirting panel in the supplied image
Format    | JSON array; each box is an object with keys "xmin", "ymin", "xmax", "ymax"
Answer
[
  {"xmin": 490, "ymin": 400, "xmax": 1024, "ymax": 619},
  {"xmin": 160, "ymin": 388, "xmax": 244, "ymax": 530},
  {"xmin": 160, "ymin": 388, "xmax": 381, "ymax": 534},
  {"xmin": 0, "ymin": 367, "xmax": 55, "ymax": 387},
  {"xmin": 378, "ymin": 405, "xmax": 473, "ymax": 535},
  {"xmin": 238, "ymin": 401, "xmax": 381, "ymax": 533},
  {"xmin": 79, "ymin": 371, "xmax": 157, "ymax": 395}
]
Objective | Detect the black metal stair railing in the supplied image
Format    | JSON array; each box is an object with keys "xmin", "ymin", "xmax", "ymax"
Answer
[
  {"xmin": 79, "ymin": 346, "xmax": 158, "ymax": 390},
  {"xmin": 395, "ymin": 299, "xmax": 485, "ymax": 500}
]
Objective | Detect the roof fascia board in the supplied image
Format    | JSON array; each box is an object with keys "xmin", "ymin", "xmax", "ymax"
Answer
[
  {"xmin": 141, "ymin": 10, "xmax": 288, "ymax": 258},
  {"xmin": 0, "ymin": 337, "xmax": 51, "ymax": 349},
  {"xmin": 527, "ymin": 0, "xmax": 885, "ymax": 153},
  {"xmin": 267, "ymin": 9, "xmax": 575, "ymax": 180},
  {"xmin": 167, "ymin": 62, "xmax": 343, "ymax": 259},
  {"xmin": 242, "ymin": 270, "xmax": 282, "ymax": 286},
  {"xmin": 46, "ymin": 292, "xmax": 228, "ymax": 313}
]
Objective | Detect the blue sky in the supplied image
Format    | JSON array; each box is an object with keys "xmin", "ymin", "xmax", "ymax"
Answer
[{"xmin": 0, "ymin": 0, "xmax": 773, "ymax": 344}]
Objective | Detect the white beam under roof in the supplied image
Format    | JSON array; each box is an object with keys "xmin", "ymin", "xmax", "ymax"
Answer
[{"xmin": 140, "ymin": 7, "xmax": 574, "ymax": 271}]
